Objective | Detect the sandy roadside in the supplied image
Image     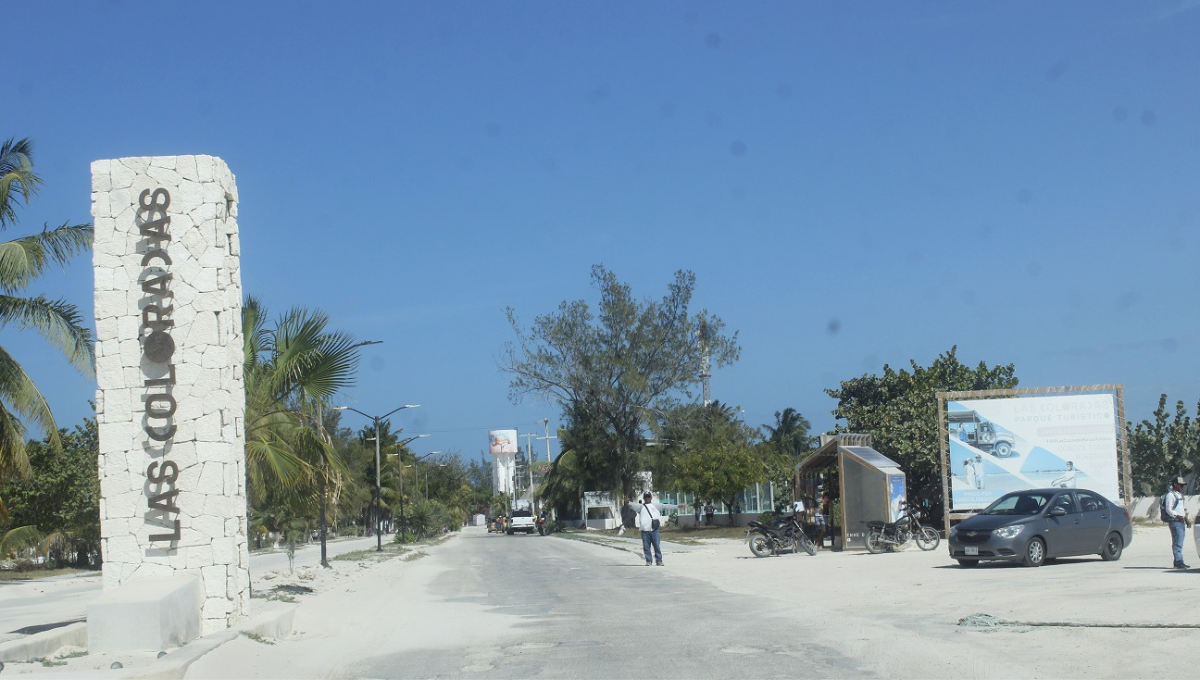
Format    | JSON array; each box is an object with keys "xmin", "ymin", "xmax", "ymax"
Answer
[
  {"xmin": 658, "ymin": 524, "xmax": 1200, "ymax": 679},
  {"xmin": 0, "ymin": 537, "xmax": 457, "ymax": 677}
]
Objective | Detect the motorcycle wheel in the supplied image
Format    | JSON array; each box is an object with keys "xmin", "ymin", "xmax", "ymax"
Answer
[
  {"xmin": 865, "ymin": 529, "xmax": 884, "ymax": 554},
  {"xmin": 748, "ymin": 534, "xmax": 774, "ymax": 558},
  {"xmin": 915, "ymin": 526, "xmax": 940, "ymax": 551},
  {"xmin": 798, "ymin": 534, "xmax": 817, "ymax": 556}
]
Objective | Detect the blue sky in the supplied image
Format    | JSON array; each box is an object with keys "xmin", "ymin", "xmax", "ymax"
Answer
[{"xmin": 10, "ymin": 1, "xmax": 1199, "ymax": 462}]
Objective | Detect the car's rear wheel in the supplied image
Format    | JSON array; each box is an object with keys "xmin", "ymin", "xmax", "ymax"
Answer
[
  {"xmin": 1101, "ymin": 532, "xmax": 1124, "ymax": 561},
  {"xmin": 957, "ymin": 559, "xmax": 979, "ymax": 567},
  {"xmin": 1022, "ymin": 537, "xmax": 1046, "ymax": 567}
]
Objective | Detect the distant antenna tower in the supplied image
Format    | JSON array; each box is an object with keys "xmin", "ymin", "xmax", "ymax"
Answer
[{"xmin": 699, "ymin": 319, "xmax": 712, "ymax": 406}]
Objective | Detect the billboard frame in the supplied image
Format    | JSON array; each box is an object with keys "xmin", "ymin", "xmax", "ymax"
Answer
[{"xmin": 936, "ymin": 384, "xmax": 1132, "ymax": 537}]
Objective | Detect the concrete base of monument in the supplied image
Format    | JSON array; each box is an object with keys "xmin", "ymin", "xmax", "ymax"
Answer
[{"xmin": 86, "ymin": 576, "xmax": 202, "ymax": 654}]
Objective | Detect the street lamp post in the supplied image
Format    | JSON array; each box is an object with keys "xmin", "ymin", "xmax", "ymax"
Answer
[
  {"xmin": 333, "ymin": 404, "xmax": 420, "ymax": 552},
  {"xmin": 412, "ymin": 451, "xmax": 443, "ymax": 501},
  {"xmin": 391, "ymin": 434, "xmax": 430, "ymax": 544},
  {"xmin": 317, "ymin": 339, "xmax": 382, "ymax": 569}
]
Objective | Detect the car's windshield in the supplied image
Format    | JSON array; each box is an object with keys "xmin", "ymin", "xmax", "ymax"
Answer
[{"xmin": 981, "ymin": 492, "xmax": 1055, "ymax": 516}]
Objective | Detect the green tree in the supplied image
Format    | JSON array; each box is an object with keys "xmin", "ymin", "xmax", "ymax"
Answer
[
  {"xmin": 0, "ymin": 416, "xmax": 100, "ymax": 568},
  {"xmin": 824, "ymin": 347, "xmax": 1018, "ymax": 521},
  {"xmin": 1128, "ymin": 395, "xmax": 1200, "ymax": 495},
  {"xmin": 0, "ymin": 137, "xmax": 94, "ymax": 519},
  {"xmin": 503, "ymin": 265, "xmax": 739, "ymax": 497},
  {"xmin": 669, "ymin": 401, "xmax": 765, "ymax": 525}
]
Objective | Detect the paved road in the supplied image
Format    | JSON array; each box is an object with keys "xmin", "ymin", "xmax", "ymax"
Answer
[
  {"xmin": 0, "ymin": 536, "xmax": 381, "ymax": 645},
  {"xmin": 187, "ymin": 528, "xmax": 864, "ymax": 679}
]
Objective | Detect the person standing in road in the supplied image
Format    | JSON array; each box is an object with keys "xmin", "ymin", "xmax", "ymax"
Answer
[
  {"xmin": 637, "ymin": 492, "xmax": 664, "ymax": 566},
  {"xmin": 1165, "ymin": 476, "xmax": 1191, "ymax": 569}
]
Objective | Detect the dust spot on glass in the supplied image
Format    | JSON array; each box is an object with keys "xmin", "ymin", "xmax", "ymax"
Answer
[
  {"xmin": 197, "ymin": 100, "xmax": 213, "ymax": 116},
  {"xmin": 1140, "ymin": 110, "xmax": 1157, "ymax": 126},
  {"xmin": 1045, "ymin": 60, "xmax": 1068, "ymax": 81},
  {"xmin": 587, "ymin": 84, "xmax": 611, "ymax": 104},
  {"xmin": 485, "ymin": 122, "xmax": 502, "ymax": 138},
  {"xmin": 660, "ymin": 101, "xmax": 676, "ymax": 118},
  {"xmin": 1161, "ymin": 338, "xmax": 1178, "ymax": 353},
  {"xmin": 705, "ymin": 33, "xmax": 722, "ymax": 49},
  {"xmin": 1112, "ymin": 106, "xmax": 1128, "ymax": 122},
  {"xmin": 730, "ymin": 140, "xmax": 746, "ymax": 156},
  {"xmin": 906, "ymin": 251, "xmax": 921, "ymax": 265},
  {"xmin": 539, "ymin": 157, "xmax": 558, "ymax": 173},
  {"xmin": 457, "ymin": 156, "xmax": 473, "ymax": 171},
  {"xmin": 778, "ymin": 84, "xmax": 793, "ymax": 101},
  {"xmin": 1016, "ymin": 188, "xmax": 1033, "ymax": 204},
  {"xmin": 731, "ymin": 185, "xmax": 746, "ymax": 200},
  {"xmin": 370, "ymin": 67, "xmax": 387, "ymax": 85},
  {"xmin": 1117, "ymin": 290, "xmax": 1140, "ymax": 309},
  {"xmin": 18, "ymin": 81, "xmax": 34, "ymax": 97},
  {"xmin": 370, "ymin": 356, "xmax": 386, "ymax": 372},
  {"xmin": 828, "ymin": 319, "xmax": 841, "ymax": 335},
  {"xmin": 706, "ymin": 113, "xmax": 722, "ymax": 128},
  {"xmin": 1026, "ymin": 262, "xmax": 1041, "ymax": 276},
  {"xmin": 978, "ymin": 224, "xmax": 992, "ymax": 240},
  {"xmin": 961, "ymin": 290, "xmax": 978, "ymax": 304},
  {"xmin": 862, "ymin": 354, "xmax": 878, "ymax": 370}
]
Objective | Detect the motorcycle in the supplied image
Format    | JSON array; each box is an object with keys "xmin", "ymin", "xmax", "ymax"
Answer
[
  {"xmin": 536, "ymin": 515, "xmax": 549, "ymax": 536},
  {"xmin": 746, "ymin": 515, "xmax": 817, "ymax": 558},
  {"xmin": 863, "ymin": 502, "xmax": 940, "ymax": 553}
]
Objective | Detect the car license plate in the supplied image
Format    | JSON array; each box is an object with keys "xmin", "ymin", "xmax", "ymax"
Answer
[{"xmin": 965, "ymin": 547, "xmax": 979, "ymax": 556}]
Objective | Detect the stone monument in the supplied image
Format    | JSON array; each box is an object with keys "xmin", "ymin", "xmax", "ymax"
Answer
[{"xmin": 89, "ymin": 156, "xmax": 249, "ymax": 651}]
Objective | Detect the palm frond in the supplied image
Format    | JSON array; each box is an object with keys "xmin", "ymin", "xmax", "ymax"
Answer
[
  {"xmin": 0, "ymin": 223, "xmax": 93, "ymax": 292},
  {"xmin": 0, "ymin": 352, "xmax": 58, "ymax": 455},
  {"xmin": 270, "ymin": 307, "xmax": 359, "ymax": 401},
  {"xmin": 0, "ymin": 137, "xmax": 41, "ymax": 228},
  {"xmin": 0, "ymin": 525, "xmax": 42, "ymax": 557},
  {"xmin": 0, "ymin": 294, "xmax": 95, "ymax": 377}
]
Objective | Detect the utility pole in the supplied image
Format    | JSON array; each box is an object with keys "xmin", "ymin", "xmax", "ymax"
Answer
[
  {"xmin": 520, "ymin": 432, "xmax": 536, "ymax": 509},
  {"xmin": 699, "ymin": 318, "xmax": 712, "ymax": 407},
  {"xmin": 537, "ymin": 417, "xmax": 557, "ymax": 462}
]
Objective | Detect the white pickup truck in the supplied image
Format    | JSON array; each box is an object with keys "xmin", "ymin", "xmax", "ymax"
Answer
[{"xmin": 507, "ymin": 510, "xmax": 536, "ymax": 535}]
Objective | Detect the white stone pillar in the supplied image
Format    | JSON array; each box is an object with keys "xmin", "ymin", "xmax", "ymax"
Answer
[{"xmin": 91, "ymin": 156, "xmax": 249, "ymax": 639}]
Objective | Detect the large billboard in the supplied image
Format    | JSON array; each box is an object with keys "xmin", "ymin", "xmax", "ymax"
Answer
[
  {"xmin": 488, "ymin": 429, "xmax": 518, "ymax": 455},
  {"xmin": 946, "ymin": 393, "xmax": 1121, "ymax": 510}
]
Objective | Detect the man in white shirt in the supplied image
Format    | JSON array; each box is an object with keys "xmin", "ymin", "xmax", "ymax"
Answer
[
  {"xmin": 1166, "ymin": 477, "xmax": 1190, "ymax": 569},
  {"xmin": 637, "ymin": 492, "xmax": 663, "ymax": 566},
  {"xmin": 1051, "ymin": 461, "xmax": 1077, "ymax": 489}
]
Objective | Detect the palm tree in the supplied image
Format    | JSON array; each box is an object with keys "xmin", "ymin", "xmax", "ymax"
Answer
[
  {"xmin": 763, "ymin": 408, "xmax": 815, "ymax": 459},
  {"xmin": 0, "ymin": 137, "xmax": 93, "ymax": 520},
  {"xmin": 241, "ymin": 299, "xmax": 363, "ymax": 552},
  {"xmin": 242, "ymin": 299, "xmax": 360, "ymax": 496}
]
